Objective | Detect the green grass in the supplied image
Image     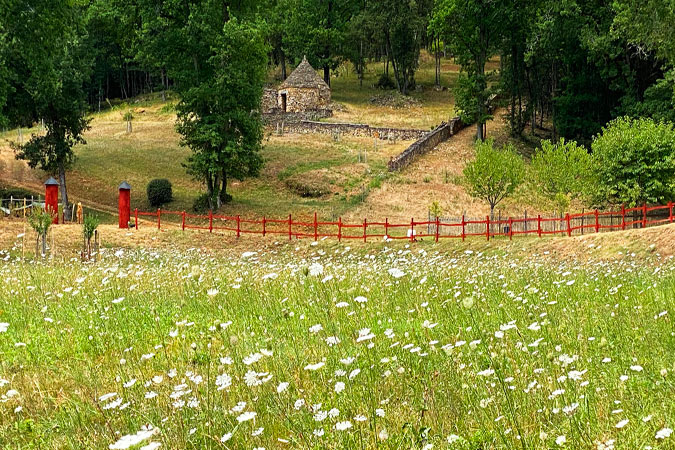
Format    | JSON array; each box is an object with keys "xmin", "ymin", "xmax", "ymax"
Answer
[{"xmin": 1, "ymin": 244, "xmax": 674, "ymax": 449}]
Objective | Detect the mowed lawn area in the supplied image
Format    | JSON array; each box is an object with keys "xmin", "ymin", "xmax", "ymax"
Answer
[{"xmin": 0, "ymin": 244, "xmax": 674, "ymax": 449}]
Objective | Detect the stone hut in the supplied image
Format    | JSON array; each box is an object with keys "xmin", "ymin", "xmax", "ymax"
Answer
[{"xmin": 275, "ymin": 57, "xmax": 331, "ymax": 113}]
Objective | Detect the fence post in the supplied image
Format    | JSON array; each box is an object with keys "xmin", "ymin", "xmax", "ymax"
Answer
[
  {"xmin": 209, "ymin": 210, "xmax": 213, "ymax": 233},
  {"xmin": 236, "ymin": 215, "xmax": 241, "ymax": 238},
  {"xmin": 486, "ymin": 215, "xmax": 490, "ymax": 241},
  {"xmin": 642, "ymin": 203, "xmax": 647, "ymax": 228},
  {"xmin": 410, "ymin": 218, "xmax": 415, "ymax": 243},
  {"xmin": 595, "ymin": 209, "xmax": 600, "ymax": 233},
  {"xmin": 338, "ymin": 217, "xmax": 342, "ymax": 242},
  {"xmin": 537, "ymin": 215, "xmax": 542, "ymax": 237},
  {"xmin": 314, "ymin": 212, "xmax": 318, "ymax": 241},
  {"xmin": 461, "ymin": 215, "xmax": 466, "ymax": 241},
  {"xmin": 669, "ymin": 201, "xmax": 674, "ymax": 223},
  {"xmin": 288, "ymin": 214, "xmax": 292, "ymax": 241},
  {"xmin": 182, "ymin": 211, "xmax": 186, "ymax": 231},
  {"xmin": 384, "ymin": 218, "xmax": 389, "ymax": 239},
  {"xmin": 566, "ymin": 213, "xmax": 571, "ymax": 237},
  {"xmin": 134, "ymin": 208, "xmax": 138, "ymax": 230},
  {"xmin": 508, "ymin": 217, "xmax": 513, "ymax": 240},
  {"xmin": 435, "ymin": 216, "xmax": 440, "ymax": 242},
  {"xmin": 262, "ymin": 216, "xmax": 266, "ymax": 236},
  {"xmin": 363, "ymin": 218, "xmax": 367, "ymax": 243},
  {"xmin": 157, "ymin": 208, "xmax": 161, "ymax": 230},
  {"xmin": 524, "ymin": 210, "xmax": 528, "ymax": 233}
]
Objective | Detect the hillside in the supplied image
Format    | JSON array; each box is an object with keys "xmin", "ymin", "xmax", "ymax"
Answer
[{"xmin": 1, "ymin": 56, "xmax": 536, "ymax": 225}]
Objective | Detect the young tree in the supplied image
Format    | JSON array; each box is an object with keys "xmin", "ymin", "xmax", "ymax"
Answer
[
  {"xmin": 176, "ymin": 19, "xmax": 268, "ymax": 209},
  {"xmin": 431, "ymin": 0, "xmax": 506, "ymax": 140},
  {"xmin": 463, "ymin": 140, "xmax": 525, "ymax": 218},
  {"xmin": 592, "ymin": 117, "xmax": 675, "ymax": 207},
  {"xmin": 530, "ymin": 138, "xmax": 595, "ymax": 212}
]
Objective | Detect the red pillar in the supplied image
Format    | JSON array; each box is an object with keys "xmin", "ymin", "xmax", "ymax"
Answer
[
  {"xmin": 44, "ymin": 177, "xmax": 59, "ymax": 224},
  {"xmin": 118, "ymin": 182, "xmax": 131, "ymax": 228}
]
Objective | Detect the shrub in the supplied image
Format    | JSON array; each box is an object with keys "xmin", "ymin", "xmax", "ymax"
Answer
[
  {"xmin": 529, "ymin": 138, "xmax": 595, "ymax": 212},
  {"xmin": 375, "ymin": 73, "xmax": 396, "ymax": 90},
  {"xmin": 592, "ymin": 117, "xmax": 675, "ymax": 206},
  {"xmin": 146, "ymin": 179, "xmax": 173, "ymax": 207},
  {"xmin": 192, "ymin": 193, "xmax": 211, "ymax": 213},
  {"xmin": 27, "ymin": 206, "xmax": 54, "ymax": 257},
  {"xmin": 83, "ymin": 215, "xmax": 100, "ymax": 241}
]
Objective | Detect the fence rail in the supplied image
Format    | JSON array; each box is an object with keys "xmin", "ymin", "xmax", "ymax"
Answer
[{"xmin": 131, "ymin": 202, "xmax": 675, "ymax": 242}]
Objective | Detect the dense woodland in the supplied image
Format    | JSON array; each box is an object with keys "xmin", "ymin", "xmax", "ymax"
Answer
[{"xmin": 1, "ymin": 0, "xmax": 674, "ymax": 211}]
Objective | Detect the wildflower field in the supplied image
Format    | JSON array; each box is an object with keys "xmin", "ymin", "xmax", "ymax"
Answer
[{"xmin": 0, "ymin": 244, "xmax": 674, "ymax": 449}]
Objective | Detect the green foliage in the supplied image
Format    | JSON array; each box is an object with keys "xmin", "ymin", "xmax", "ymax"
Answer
[
  {"xmin": 530, "ymin": 138, "xmax": 595, "ymax": 211},
  {"xmin": 176, "ymin": 18, "xmax": 267, "ymax": 209},
  {"xmin": 146, "ymin": 179, "xmax": 173, "ymax": 207},
  {"xmin": 375, "ymin": 74, "xmax": 397, "ymax": 90},
  {"xmin": 463, "ymin": 140, "xmax": 525, "ymax": 215},
  {"xmin": 122, "ymin": 111, "xmax": 133, "ymax": 122},
  {"xmin": 192, "ymin": 193, "xmax": 211, "ymax": 214},
  {"xmin": 622, "ymin": 71, "xmax": 675, "ymax": 123},
  {"xmin": 82, "ymin": 215, "xmax": 100, "ymax": 241},
  {"xmin": 5, "ymin": 0, "xmax": 92, "ymax": 210},
  {"xmin": 27, "ymin": 206, "xmax": 54, "ymax": 236},
  {"xmin": 428, "ymin": 200, "xmax": 443, "ymax": 218},
  {"xmin": 431, "ymin": 0, "xmax": 506, "ymax": 140},
  {"xmin": 591, "ymin": 117, "xmax": 675, "ymax": 206}
]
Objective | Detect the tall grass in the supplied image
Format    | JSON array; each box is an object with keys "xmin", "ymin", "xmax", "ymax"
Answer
[{"xmin": 0, "ymin": 245, "xmax": 673, "ymax": 449}]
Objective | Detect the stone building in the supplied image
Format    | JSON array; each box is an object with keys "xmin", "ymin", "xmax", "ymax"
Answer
[{"xmin": 263, "ymin": 57, "xmax": 331, "ymax": 115}]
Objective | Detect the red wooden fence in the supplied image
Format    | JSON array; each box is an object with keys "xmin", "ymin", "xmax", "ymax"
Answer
[{"xmin": 131, "ymin": 202, "xmax": 675, "ymax": 242}]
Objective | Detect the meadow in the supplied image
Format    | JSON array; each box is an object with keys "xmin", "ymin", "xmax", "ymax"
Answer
[{"xmin": 1, "ymin": 242, "xmax": 674, "ymax": 449}]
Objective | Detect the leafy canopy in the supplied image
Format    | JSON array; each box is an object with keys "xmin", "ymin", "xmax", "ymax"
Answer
[
  {"xmin": 463, "ymin": 140, "xmax": 525, "ymax": 214},
  {"xmin": 530, "ymin": 138, "xmax": 595, "ymax": 211},
  {"xmin": 176, "ymin": 18, "xmax": 268, "ymax": 207},
  {"xmin": 591, "ymin": 117, "xmax": 675, "ymax": 206}
]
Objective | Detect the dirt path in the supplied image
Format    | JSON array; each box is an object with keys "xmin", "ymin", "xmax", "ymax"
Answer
[{"xmin": 345, "ymin": 113, "xmax": 515, "ymax": 223}]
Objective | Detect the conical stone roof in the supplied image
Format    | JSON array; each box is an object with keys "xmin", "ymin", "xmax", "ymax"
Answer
[{"xmin": 280, "ymin": 57, "xmax": 329, "ymax": 90}]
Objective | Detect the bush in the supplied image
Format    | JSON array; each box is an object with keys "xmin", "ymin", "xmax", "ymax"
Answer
[
  {"xmin": 192, "ymin": 193, "xmax": 211, "ymax": 213},
  {"xmin": 146, "ymin": 179, "xmax": 173, "ymax": 207},
  {"xmin": 375, "ymin": 73, "xmax": 396, "ymax": 90},
  {"xmin": 529, "ymin": 138, "xmax": 595, "ymax": 211},
  {"xmin": 592, "ymin": 117, "xmax": 675, "ymax": 206}
]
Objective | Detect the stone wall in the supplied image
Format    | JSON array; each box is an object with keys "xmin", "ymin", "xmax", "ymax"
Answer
[
  {"xmin": 262, "ymin": 88, "xmax": 279, "ymax": 114},
  {"xmin": 280, "ymin": 86, "xmax": 331, "ymax": 113},
  {"xmin": 387, "ymin": 117, "xmax": 465, "ymax": 171},
  {"xmin": 269, "ymin": 120, "xmax": 429, "ymax": 141},
  {"xmin": 263, "ymin": 110, "xmax": 333, "ymax": 125}
]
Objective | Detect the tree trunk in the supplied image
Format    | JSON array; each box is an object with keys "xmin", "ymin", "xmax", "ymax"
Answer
[
  {"xmin": 161, "ymin": 67, "xmax": 167, "ymax": 102},
  {"xmin": 58, "ymin": 164, "xmax": 69, "ymax": 220},
  {"xmin": 323, "ymin": 66, "xmax": 330, "ymax": 87},
  {"xmin": 219, "ymin": 171, "xmax": 230, "ymax": 204}
]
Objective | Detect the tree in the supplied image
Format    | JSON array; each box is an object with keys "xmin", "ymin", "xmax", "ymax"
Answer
[
  {"xmin": 376, "ymin": 0, "xmax": 433, "ymax": 95},
  {"xmin": 176, "ymin": 19, "xmax": 268, "ymax": 209},
  {"xmin": 592, "ymin": 117, "xmax": 675, "ymax": 207},
  {"xmin": 463, "ymin": 140, "xmax": 525, "ymax": 218},
  {"xmin": 9, "ymin": 0, "xmax": 92, "ymax": 217},
  {"xmin": 285, "ymin": 0, "xmax": 356, "ymax": 86},
  {"xmin": 431, "ymin": 0, "xmax": 506, "ymax": 140},
  {"xmin": 530, "ymin": 138, "xmax": 595, "ymax": 212}
]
